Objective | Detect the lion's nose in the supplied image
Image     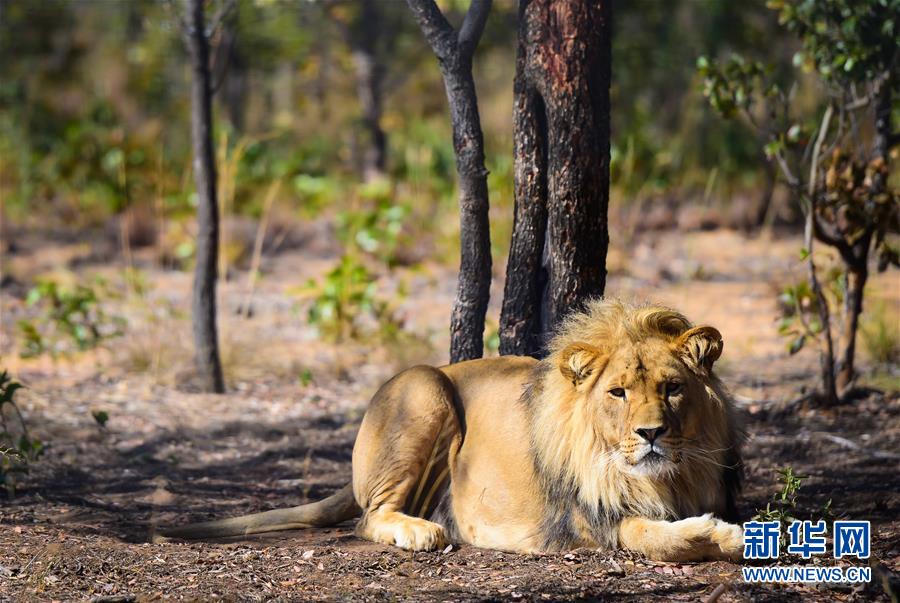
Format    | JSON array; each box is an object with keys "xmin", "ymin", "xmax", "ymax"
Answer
[{"xmin": 634, "ymin": 425, "xmax": 667, "ymax": 443}]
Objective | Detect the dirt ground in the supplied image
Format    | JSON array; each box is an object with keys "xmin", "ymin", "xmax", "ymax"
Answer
[{"xmin": 1, "ymin": 226, "xmax": 898, "ymax": 601}]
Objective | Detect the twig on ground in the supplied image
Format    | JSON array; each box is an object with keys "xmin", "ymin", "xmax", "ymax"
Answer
[
  {"xmin": 816, "ymin": 432, "xmax": 900, "ymax": 460},
  {"xmin": 705, "ymin": 583, "xmax": 729, "ymax": 603}
]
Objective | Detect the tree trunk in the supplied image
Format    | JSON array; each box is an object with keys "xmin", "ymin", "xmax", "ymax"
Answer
[
  {"xmin": 751, "ymin": 158, "xmax": 775, "ymax": 230},
  {"xmin": 349, "ymin": 0, "xmax": 387, "ymax": 182},
  {"xmin": 834, "ymin": 79, "xmax": 892, "ymax": 395},
  {"xmin": 498, "ymin": 23, "xmax": 548, "ymax": 358},
  {"xmin": 835, "ymin": 259, "xmax": 868, "ymax": 393},
  {"xmin": 500, "ymin": 0, "xmax": 611, "ymax": 357},
  {"xmin": 221, "ymin": 28, "xmax": 247, "ymax": 132},
  {"xmin": 444, "ymin": 65, "xmax": 492, "ymax": 363},
  {"xmin": 406, "ymin": 0, "xmax": 493, "ymax": 364},
  {"xmin": 187, "ymin": 0, "xmax": 225, "ymax": 394}
]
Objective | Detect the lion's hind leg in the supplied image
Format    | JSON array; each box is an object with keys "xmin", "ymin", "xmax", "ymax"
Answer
[
  {"xmin": 618, "ymin": 515, "xmax": 743, "ymax": 562},
  {"xmin": 352, "ymin": 366, "xmax": 459, "ymax": 552}
]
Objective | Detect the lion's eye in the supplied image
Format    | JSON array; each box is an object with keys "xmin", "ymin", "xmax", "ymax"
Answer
[
  {"xmin": 609, "ymin": 388, "xmax": 626, "ymax": 399},
  {"xmin": 665, "ymin": 382, "xmax": 683, "ymax": 396}
]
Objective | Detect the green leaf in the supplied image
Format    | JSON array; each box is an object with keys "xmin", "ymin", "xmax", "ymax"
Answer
[
  {"xmin": 92, "ymin": 410, "xmax": 109, "ymax": 428},
  {"xmin": 25, "ymin": 288, "xmax": 42, "ymax": 306},
  {"xmin": 764, "ymin": 140, "xmax": 784, "ymax": 158}
]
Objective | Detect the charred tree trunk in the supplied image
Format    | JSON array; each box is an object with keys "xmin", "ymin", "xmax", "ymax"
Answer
[
  {"xmin": 499, "ymin": 34, "xmax": 548, "ymax": 357},
  {"xmin": 406, "ymin": 0, "xmax": 493, "ymax": 363},
  {"xmin": 186, "ymin": 0, "xmax": 225, "ymax": 393},
  {"xmin": 500, "ymin": 0, "xmax": 611, "ymax": 357}
]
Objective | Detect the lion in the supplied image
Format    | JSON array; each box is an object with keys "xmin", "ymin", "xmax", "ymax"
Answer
[{"xmin": 159, "ymin": 299, "xmax": 745, "ymax": 562}]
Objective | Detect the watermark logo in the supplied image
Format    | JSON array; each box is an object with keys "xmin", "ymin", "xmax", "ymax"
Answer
[
  {"xmin": 786, "ymin": 520, "xmax": 827, "ymax": 558},
  {"xmin": 833, "ymin": 521, "xmax": 870, "ymax": 559},
  {"xmin": 743, "ymin": 520, "xmax": 780, "ymax": 560},
  {"xmin": 741, "ymin": 520, "xmax": 872, "ymax": 583}
]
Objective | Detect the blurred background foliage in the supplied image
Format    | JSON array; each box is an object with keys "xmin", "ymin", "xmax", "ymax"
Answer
[{"xmin": 0, "ymin": 0, "xmax": 810, "ymax": 253}]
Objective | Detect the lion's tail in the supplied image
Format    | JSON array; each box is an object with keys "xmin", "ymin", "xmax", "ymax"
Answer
[{"xmin": 153, "ymin": 484, "xmax": 360, "ymax": 542}]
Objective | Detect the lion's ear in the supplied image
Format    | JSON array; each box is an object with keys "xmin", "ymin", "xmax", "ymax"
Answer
[
  {"xmin": 559, "ymin": 342, "xmax": 605, "ymax": 386},
  {"xmin": 676, "ymin": 326, "xmax": 723, "ymax": 372}
]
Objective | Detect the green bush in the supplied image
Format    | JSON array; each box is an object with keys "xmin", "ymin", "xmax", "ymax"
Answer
[
  {"xmin": 17, "ymin": 278, "xmax": 126, "ymax": 358},
  {"xmin": 754, "ymin": 467, "xmax": 834, "ymax": 556},
  {"xmin": 301, "ymin": 255, "xmax": 405, "ymax": 342}
]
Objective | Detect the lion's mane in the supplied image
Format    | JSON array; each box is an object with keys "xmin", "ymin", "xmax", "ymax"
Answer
[{"xmin": 521, "ymin": 299, "xmax": 744, "ymax": 550}]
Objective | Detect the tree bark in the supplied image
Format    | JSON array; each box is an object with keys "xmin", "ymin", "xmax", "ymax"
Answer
[
  {"xmin": 500, "ymin": 0, "xmax": 611, "ymax": 357},
  {"xmin": 499, "ymin": 26, "xmax": 548, "ymax": 357},
  {"xmin": 406, "ymin": 0, "xmax": 493, "ymax": 363},
  {"xmin": 187, "ymin": 0, "xmax": 225, "ymax": 393},
  {"xmin": 835, "ymin": 259, "xmax": 868, "ymax": 393}
]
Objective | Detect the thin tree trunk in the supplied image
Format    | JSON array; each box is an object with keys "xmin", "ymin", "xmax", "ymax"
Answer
[
  {"xmin": 351, "ymin": 0, "xmax": 386, "ymax": 182},
  {"xmin": 805, "ymin": 104, "xmax": 838, "ymax": 405},
  {"xmin": 406, "ymin": 0, "xmax": 493, "ymax": 363},
  {"xmin": 500, "ymin": 0, "xmax": 611, "ymax": 357},
  {"xmin": 222, "ymin": 28, "xmax": 246, "ymax": 132},
  {"xmin": 835, "ymin": 260, "xmax": 868, "ymax": 393},
  {"xmin": 187, "ymin": 0, "xmax": 225, "ymax": 393},
  {"xmin": 752, "ymin": 158, "xmax": 775, "ymax": 230}
]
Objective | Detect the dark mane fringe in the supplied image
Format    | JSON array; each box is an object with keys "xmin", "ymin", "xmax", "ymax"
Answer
[{"xmin": 520, "ymin": 363, "xmax": 620, "ymax": 550}]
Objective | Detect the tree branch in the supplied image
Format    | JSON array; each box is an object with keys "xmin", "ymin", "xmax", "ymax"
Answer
[
  {"xmin": 458, "ymin": 0, "xmax": 492, "ymax": 60},
  {"xmin": 164, "ymin": 0, "xmax": 192, "ymax": 47},
  {"xmin": 405, "ymin": 0, "xmax": 456, "ymax": 62},
  {"xmin": 207, "ymin": 0, "xmax": 237, "ymax": 38},
  {"xmin": 210, "ymin": 27, "xmax": 237, "ymax": 95},
  {"xmin": 807, "ymin": 104, "xmax": 833, "ymax": 198},
  {"xmin": 773, "ymin": 149, "xmax": 800, "ymax": 189}
]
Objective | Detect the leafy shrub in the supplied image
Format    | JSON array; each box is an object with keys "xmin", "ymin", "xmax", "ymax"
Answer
[
  {"xmin": 0, "ymin": 371, "xmax": 44, "ymax": 497},
  {"xmin": 17, "ymin": 278, "xmax": 126, "ymax": 358},
  {"xmin": 754, "ymin": 466, "xmax": 835, "ymax": 556},
  {"xmin": 777, "ymin": 279, "xmax": 824, "ymax": 355},
  {"xmin": 301, "ymin": 255, "xmax": 405, "ymax": 342},
  {"xmin": 336, "ymin": 181, "xmax": 409, "ymax": 267},
  {"xmin": 300, "ymin": 179, "xmax": 412, "ymax": 342},
  {"xmin": 754, "ymin": 466, "xmax": 804, "ymax": 527}
]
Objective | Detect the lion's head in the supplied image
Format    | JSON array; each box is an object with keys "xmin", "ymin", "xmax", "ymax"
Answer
[{"xmin": 525, "ymin": 299, "xmax": 743, "ymax": 548}]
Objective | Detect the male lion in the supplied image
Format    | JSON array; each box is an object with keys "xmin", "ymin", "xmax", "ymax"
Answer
[{"xmin": 160, "ymin": 300, "xmax": 745, "ymax": 561}]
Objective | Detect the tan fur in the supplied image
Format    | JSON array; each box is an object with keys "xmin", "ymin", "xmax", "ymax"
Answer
[{"xmin": 159, "ymin": 300, "xmax": 744, "ymax": 562}]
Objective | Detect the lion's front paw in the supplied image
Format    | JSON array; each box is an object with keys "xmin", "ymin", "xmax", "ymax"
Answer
[
  {"xmin": 669, "ymin": 514, "xmax": 743, "ymax": 561},
  {"xmin": 709, "ymin": 519, "xmax": 743, "ymax": 561}
]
